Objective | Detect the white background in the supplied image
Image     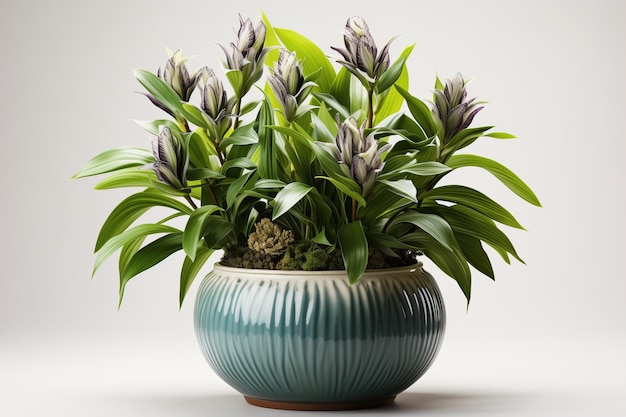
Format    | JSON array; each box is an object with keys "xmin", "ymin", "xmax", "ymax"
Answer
[{"xmin": 2, "ymin": 0, "xmax": 625, "ymax": 415}]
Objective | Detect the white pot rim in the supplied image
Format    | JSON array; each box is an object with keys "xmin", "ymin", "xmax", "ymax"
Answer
[{"xmin": 212, "ymin": 262, "xmax": 424, "ymax": 279}]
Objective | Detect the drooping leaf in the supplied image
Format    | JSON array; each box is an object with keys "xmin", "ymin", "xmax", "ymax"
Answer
[
  {"xmin": 72, "ymin": 147, "xmax": 154, "ymax": 178},
  {"xmin": 446, "ymin": 154, "xmax": 541, "ymax": 206},
  {"xmin": 435, "ymin": 203, "xmax": 524, "ymax": 263},
  {"xmin": 119, "ymin": 233, "xmax": 183, "ymax": 306},
  {"xmin": 93, "ymin": 224, "xmax": 181, "ymax": 277},
  {"xmin": 454, "ymin": 232, "xmax": 495, "ymax": 280},
  {"xmin": 378, "ymin": 179, "xmax": 418, "ymax": 203},
  {"xmin": 337, "ymin": 221, "xmax": 368, "ymax": 284},
  {"xmin": 95, "ymin": 189, "xmax": 193, "ymax": 252},
  {"xmin": 180, "ymin": 247, "xmax": 215, "ymax": 307},
  {"xmin": 94, "ymin": 168, "xmax": 156, "ymax": 190},
  {"xmin": 388, "ymin": 211, "xmax": 456, "ymax": 252},
  {"xmin": 422, "ymin": 185, "xmax": 525, "ymax": 229},
  {"xmin": 182, "ymin": 205, "xmax": 224, "ymax": 261}
]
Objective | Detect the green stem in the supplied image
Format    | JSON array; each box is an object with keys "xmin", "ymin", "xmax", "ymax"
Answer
[
  {"xmin": 367, "ymin": 89, "xmax": 374, "ymax": 129},
  {"xmin": 351, "ymin": 198, "xmax": 358, "ymax": 222},
  {"xmin": 185, "ymin": 194, "xmax": 198, "ymax": 210},
  {"xmin": 233, "ymin": 95, "xmax": 242, "ymax": 130}
]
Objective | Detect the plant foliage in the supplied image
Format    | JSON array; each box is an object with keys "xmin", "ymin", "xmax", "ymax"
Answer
[{"xmin": 74, "ymin": 14, "xmax": 540, "ymax": 306}]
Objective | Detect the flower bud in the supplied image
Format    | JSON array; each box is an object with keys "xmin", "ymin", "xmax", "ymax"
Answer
[
  {"xmin": 332, "ymin": 17, "xmax": 392, "ymax": 82},
  {"xmin": 157, "ymin": 49, "xmax": 200, "ymax": 101},
  {"xmin": 432, "ymin": 73, "xmax": 484, "ymax": 142},
  {"xmin": 148, "ymin": 126, "xmax": 188, "ymax": 190},
  {"xmin": 331, "ymin": 116, "xmax": 390, "ymax": 196},
  {"xmin": 267, "ymin": 49, "xmax": 309, "ymax": 123},
  {"xmin": 198, "ymin": 68, "xmax": 228, "ymax": 120}
]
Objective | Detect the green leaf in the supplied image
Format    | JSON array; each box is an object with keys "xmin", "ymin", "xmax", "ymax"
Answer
[
  {"xmin": 93, "ymin": 224, "xmax": 181, "ymax": 277},
  {"xmin": 378, "ymin": 160, "xmax": 451, "ymax": 180},
  {"xmin": 337, "ymin": 221, "xmax": 368, "ymax": 284},
  {"xmin": 182, "ymin": 205, "xmax": 224, "ymax": 261},
  {"xmin": 395, "ymin": 86, "xmax": 437, "ymax": 138},
  {"xmin": 378, "ymin": 179, "xmax": 418, "ymax": 203},
  {"xmin": 446, "ymin": 154, "xmax": 541, "ymax": 206},
  {"xmin": 375, "ymin": 45, "xmax": 414, "ymax": 122},
  {"xmin": 274, "ymin": 27, "xmax": 336, "ymax": 91},
  {"xmin": 220, "ymin": 123, "xmax": 259, "ymax": 148},
  {"xmin": 119, "ymin": 233, "xmax": 183, "ymax": 306},
  {"xmin": 454, "ymin": 233, "xmax": 495, "ymax": 280},
  {"xmin": 94, "ymin": 168, "xmax": 156, "ymax": 190},
  {"xmin": 95, "ymin": 189, "xmax": 193, "ymax": 252},
  {"xmin": 133, "ymin": 69, "xmax": 183, "ymax": 113},
  {"xmin": 422, "ymin": 185, "xmax": 525, "ymax": 229},
  {"xmin": 485, "ymin": 131, "xmax": 517, "ymax": 139},
  {"xmin": 376, "ymin": 44, "xmax": 413, "ymax": 94},
  {"xmin": 73, "ymin": 147, "xmax": 154, "ymax": 178},
  {"xmin": 435, "ymin": 203, "xmax": 524, "ymax": 263},
  {"xmin": 224, "ymin": 69, "xmax": 244, "ymax": 96},
  {"xmin": 226, "ymin": 171, "xmax": 254, "ymax": 208},
  {"xmin": 312, "ymin": 93, "xmax": 350, "ymax": 119},
  {"xmin": 404, "ymin": 230, "xmax": 472, "ymax": 303},
  {"xmin": 134, "ymin": 119, "xmax": 180, "ymax": 135},
  {"xmin": 181, "ymin": 103, "xmax": 211, "ymax": 129},
  {"xmin": 119, "ymin": 236, "xmax": 146, "ymax": 278},
  {"xmin": 442, "ymin": 126, "xmax": 493, "ymax": 158},
  {"xmin": 317, "ymin": 176, "xmax": 367, "ymax": 207},
  {"xmin": 256, "ymin": 93, "xmax": 279, "ymax": 179},
  {"xmin": 200, "ymin": 217, "xmax": 235, "ymax": 249},
  {"xmin": 389, "ymin": 211, "xmax": 456, "ymax": 252},
  {"xmin": 272, "ymin": 182, "xmax": 313, "ymax": 220},
  {"xmin": 180, "ymin": 247, "xmax": 215, "ymax": 307}
]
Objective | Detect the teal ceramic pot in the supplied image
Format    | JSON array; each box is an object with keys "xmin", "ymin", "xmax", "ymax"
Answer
[{"xmin": 194, "ymin": 263, "xmax": 445, "ymax": 410}]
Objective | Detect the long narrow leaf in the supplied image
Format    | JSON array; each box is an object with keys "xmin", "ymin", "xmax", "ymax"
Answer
[
  {"xmin": 95, "ymin": 189, "xmax": 193, "ymax": 251},
  {"xmin": 446, "ymin": 154, "xmax": 541, "ymax": 206},
  {"xmin": 119, "ymin": 233, "xmax": 183, "ymax": 306},
  {"xmin": 73, "ymin": 147, "xmax": 154, "ymax": 178},
  {"xmin": 337, "ymin": 221, "xmax": 368, "ymax": 284},
  {"xmin": 422, "ymin": 185, "xmax": 525, "ymax": 229},
  {"xmin": 272, "ymin": 182, "xmax": 313, "ymax": 220},
  {"xmin": 389, "ymin": 211, "xmax": 456, "ymax": 252},
  {"xmin": 180, "ymin": 247, "xmax": 215, "ymax": 307},
  {"xmin": 93, "ymin": 224, "xmax": 181, "ymax": 277},
  {"xmin": 182, "ymin": 205, "xmax": 223, "ymax": 261}
]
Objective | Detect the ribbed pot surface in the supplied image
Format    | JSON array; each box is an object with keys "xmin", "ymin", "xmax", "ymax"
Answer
[{"xmin": 194, "ymin": 264, "xmax": 445, "ymax": 408}]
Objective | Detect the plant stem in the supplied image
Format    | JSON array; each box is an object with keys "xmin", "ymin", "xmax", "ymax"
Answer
[
  {"xmin": 233, "ymin": 95, "xmax": 242, "ymax": 130},
  {"xmin": 367, "ymin": 89, "xmax": 374, "ymax": 129},
  {"xmin": 203, "ymin": 179, "xmax": 219, "ymax": 207},
  {"xmin": 185, "ymin": 194, "xmax": 198, "ymax": 210},
  {"xmin": 351, "ymin": 199, "xmax": 358, "ymax": 222}
]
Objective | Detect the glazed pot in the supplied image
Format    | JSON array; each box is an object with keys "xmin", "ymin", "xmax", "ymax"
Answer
[{"xmin": 194, "ymin": 263, "xmax": 445, "ymax": 411}]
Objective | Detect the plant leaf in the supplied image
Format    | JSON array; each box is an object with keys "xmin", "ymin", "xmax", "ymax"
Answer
[
  {"xmin": 95, "ymin": 189, "xmax": 193, "ymax": 252},
  {"xmin": 446, "ymin": 154, "xmax": 541, "ymax": 206},
  {"xmin": 389, "ymin": 211, "xmax": 456, "ymax": 252},
  {"xmin": 182, "ymin": 205, "xmax": 224, "ymax": 261},
  {"xmin": 180, "ymin": 247, "xmax": 214, "ymax": 307},
  {"xmin": 73, "ymin": 147, "xmax": 154, "ymax": 178},
  {"xmin": 337, "ymin": 221, "xmax": 368, "ymax": 284},
  {"xmin": 422, "ymin": 185, "xmax": 525, "ymax": 229},
  {"xmin": 378, "ymin": 179, "xmax": 418, "ymax": 203},
  {"xmin": 274, "ymin": 27, "xmax": 336, "ymax": 91},
  {"xmin": 395, "ymin": 86, "xmax": 437, "ymax": 138},
  {"xmin": 133, "ymin": 69, "xmax": 183, "ymax": 114},
  {"xmin": 94, "ymin": 168, "xmax": 156, "ymax": 190},
  {"xmin": 272, "ymin": 182, "xmax": 313, "ymax": 220},
  {"xmin": 119, "ymin": 233, "xmax": 183, "ymax": 306},
  {"xmin": 93, "ymin": 224, "xmax": 181, "ymax": 277}
]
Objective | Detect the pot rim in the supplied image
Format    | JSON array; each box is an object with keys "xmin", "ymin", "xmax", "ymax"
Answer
[{"xmin": 211, "ymin": 262, "xmax": 424, "ymax": 278}]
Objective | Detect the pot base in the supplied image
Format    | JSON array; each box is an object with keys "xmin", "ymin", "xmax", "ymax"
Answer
[{"xmin": 244, "ymin": 395, "xmax": 396, "ymax": 411}]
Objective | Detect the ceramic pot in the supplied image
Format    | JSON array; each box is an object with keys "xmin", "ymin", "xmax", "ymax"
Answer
[{"xmin": 194, "ymin": 263, "xmax": 445, "ymax": 411}]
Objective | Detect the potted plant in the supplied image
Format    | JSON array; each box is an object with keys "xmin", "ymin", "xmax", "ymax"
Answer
[{"xmin": 74, "ymin": 14, "xmax": 540, "ymax": 410}]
